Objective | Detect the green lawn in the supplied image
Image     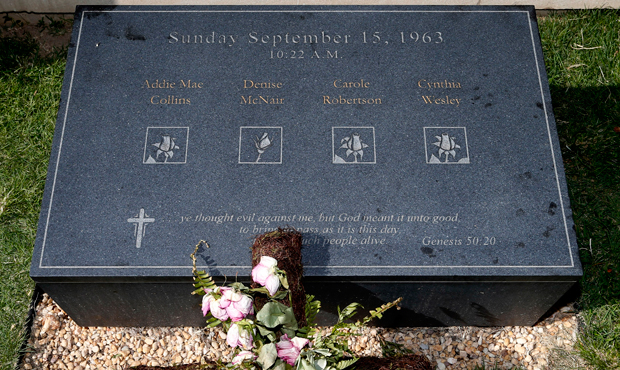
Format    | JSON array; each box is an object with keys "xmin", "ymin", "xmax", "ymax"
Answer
[
  {"xmin": 0, "ymin": 9, "xmax": 619, "ymax": 370},
  {"xmin": 539, "ymin": 9, "xmax": 620, "ymax": 370},
  {"xmin": 0, "ymin": 20, "xmax": 65, "ymax": 369}
]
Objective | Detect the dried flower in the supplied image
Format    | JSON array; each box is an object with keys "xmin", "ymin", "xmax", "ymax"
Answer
[
  {"xmin": 232, "ymin": 350, "xmax": 256, "ymax": 365},
  {"xmin": 276, "ymin": 334, "xmax": 309, "ymax": 366},
  {"xmin": 251, "ymin": 256, "xmax": 280, "ymax": 296},
  {"xmin": 201, "ymin": 287, "xmax": 253, "ymax": 322},
  {"xmin": 227, "ymin": 323, "xmax": 254, "ymax": 349}
]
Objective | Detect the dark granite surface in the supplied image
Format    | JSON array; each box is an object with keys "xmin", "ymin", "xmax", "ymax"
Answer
[{"xmin": 31, "ymin": 6, "xmax": 581, "ymax": 282}]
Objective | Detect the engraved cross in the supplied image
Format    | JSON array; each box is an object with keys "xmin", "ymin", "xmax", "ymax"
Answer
[{"xmin": 127, "ymin": 208, "xmax": 155, "ymax": 248}]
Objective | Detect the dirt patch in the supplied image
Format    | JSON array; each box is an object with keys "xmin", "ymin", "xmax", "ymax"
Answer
[
  {"xmin": 127, "ymin": 354, "xmax": 433, "ymax": 370},
  {"xmin": 1, "ymin": 13, "xmax": 73, "ymax": 56},
  {"xmin": 355, "ymin": 354, "xmax": 433, "ymax": 370},
  {"xmin": 130, "ymin": 364, "xmax": 218, "ymax": 370}
]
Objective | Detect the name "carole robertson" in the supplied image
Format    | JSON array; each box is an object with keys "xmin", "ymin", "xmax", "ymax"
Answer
[{"xmin": 323, "ymin": 95, "xmax": 382, "ymax": 105}]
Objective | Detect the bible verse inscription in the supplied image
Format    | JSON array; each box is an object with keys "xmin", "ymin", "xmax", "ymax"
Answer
[{"xmin": 178, "ymin": 212, "xmax": 496, "ymax": 248}]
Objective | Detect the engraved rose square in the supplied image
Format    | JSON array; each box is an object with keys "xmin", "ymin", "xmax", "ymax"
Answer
[
  {"xmin": 424, "ymin": 127, "xmax": 470, "ymax": 164},
  {"xmin": 332, "ymin": 126, "xmax": 376, "ymax": 164},
  {"xmin": 143, "ymin": 127, "xmax": 189, "ymax": 164}
]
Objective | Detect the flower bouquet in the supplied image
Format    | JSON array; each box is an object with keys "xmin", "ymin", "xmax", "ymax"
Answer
[{"xmin": 190, "ymin": 229, "xmax": 405, "ymax": 370}]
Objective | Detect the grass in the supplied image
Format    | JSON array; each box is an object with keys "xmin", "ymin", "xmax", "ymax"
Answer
[
  {"xmin": 577, "ymin": 304, "xmax": 620, "ymax": 369},
  {"xmin": 0, "ymin": 18, "xmax": 65, "ymax": 370},
  {"xmin": 0, "ymin": 8, "xmax": 619, "ymax": 370},
  {"xmin": 538, "ymin": 9, "xmax": 620, "ymax": 370}
]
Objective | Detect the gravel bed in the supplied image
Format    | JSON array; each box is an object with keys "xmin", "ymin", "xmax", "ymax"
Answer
[{"xmin": 21, "ymin": 294, "xmax": 580, "ymax": 370}]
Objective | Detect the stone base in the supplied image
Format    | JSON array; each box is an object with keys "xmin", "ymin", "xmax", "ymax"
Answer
[{"xmin": 39, "ymin": 277, "xmax": 576, "ymax": 327}]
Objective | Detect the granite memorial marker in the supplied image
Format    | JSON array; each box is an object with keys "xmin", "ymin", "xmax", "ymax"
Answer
[{"xmin": 31, "ymin": 5, "xmax": 582, "ymax": 327}]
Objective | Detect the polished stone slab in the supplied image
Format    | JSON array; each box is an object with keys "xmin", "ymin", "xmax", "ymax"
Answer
[{"xmin": 31, "ymin": 5, "xmax": 581, "ymax": 327}]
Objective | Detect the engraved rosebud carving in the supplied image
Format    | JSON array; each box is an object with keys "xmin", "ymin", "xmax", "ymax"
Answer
[
  {"xmin": 254, "ymin": 132, "xmax": 273, "ymax": 162},
  {"xmin": 152, "ymin": 135, "xmax": 179, "ymax": 162},
  {"xmin": 340, "ymin": 133, "xmax": 369, "ymax": 162},
  {"xmin": 433, "ymin": 133, "xmax": 460, "ymax": 163}
]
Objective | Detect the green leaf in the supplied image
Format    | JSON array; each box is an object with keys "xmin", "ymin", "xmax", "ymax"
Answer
[
  {"xmin": 272, "ymin": 360, "xmax": 287, "ymax": 370},
  {"xmin": 335, "ymin": 358, "xmax": 358, "ymax": 369},
  {"xmin": 312, "ymin": 349, "xmax": 332, "ymax": 357},
  {"xmin": 257, "ymin": 302, "xmax": 285, "ymax": 328},
  {"xmin": 256, "ymin": 323, "xmax": 273, "ymax": 336},
  {"xmin": 380, "ymin": 338, "xmax": 413, "ymax": 357},
  {"xmin": 356, "ymin": 297, "xmax": 402, "ymax": 326},
  {"xmin": 250, "ymin": 287, "xmax": 271, "ymax": 295},
  {"xmin": 296, "ymin": 327, "xmax": 310, "ymax": 338},
  {"xmin": 192, "ymin": 287, "xmax": 207, "ymax": 295},
  {"xmin": 257, "ymin": 343, "xmax": 278, "ymax": 369},
  {"xmin": 281, "ymin": 326, "xmax": 297, "ymax": 338},
  {"xmin": 191, "ymin": 269, "xmax": 217, "ymax": 292},
  {"xmin": 315, "ymin": 358, "xmax": 327, "ymax": 370},
  {"xmin": 256, "ymin": 323, "xmax": 278, "ymax": 342},
  {"xmin": 299, "ymin": 359, "xmax": 316, "ymax": 370},
  {"xmin": 279, "ymin": 273, "xmax": 290, "ymax": 290},
  {"xmin": 230, "ymin": 282, "xmax": 248, "ymax": 291},
  {"xmin": 272, "ymin": 290, "xmax": 290, "ymax": 300},
  {"xmin": 337, "ymin": 302, "xmax": 363, "ymax": 323},
  {"xmin": 205, "ymin": 317, "xmax": 222, "ymax": 328},
  {"xmin": 190, "ymin": 241, "xmax": 218, "ymax": 292},
  {"xmin": 257, "ymin": 302, "xmax": 298, "ymax": 330},
  {"xmin": 305, "ymin": 295, "xmax": 321, "ymax": 327}
]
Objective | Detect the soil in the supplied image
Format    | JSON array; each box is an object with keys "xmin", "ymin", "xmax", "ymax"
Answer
[
  {"xmin": 0, "ymin": 13, "xmax": 72, "ymax": 57},
  {"xmin": 130, "ymin": 365, "xmax": 216, "ymax": 370},
  {"xmin": 128, "ymin": 354, "xmax": 433, "ymax": 370},
  {"xmin": 355, "ymin": 354, "xmax": 433, "ymax": 370}
]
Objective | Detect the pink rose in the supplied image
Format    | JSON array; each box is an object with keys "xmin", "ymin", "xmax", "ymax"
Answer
[
  {"xmin": 231, "ymin": 350, "xmax": 256, "ymax": 365},
  {"xmin": 201, "ymin": 287, "xmax": 253, "ymax": 322},
  {"xmin": 221, "ymin": 288, "xmax": 254, "ymax": 322},
  {"xmin": 276, "ymin": 334, "xmax": 309, "ymax": 366},
  {"xmin": 201, "ymin": 290, "xmax": 215, "ymax": 317},
  {"xmin": 209, "ymin": 298, "xmax": 229, "ymax": 321},
  {"xmin": 227, "ymin": 323, "xmax": 253, "ymax": 349},
  {"xmin": 251, "ymin": 256, "xmax": 280, "ymax": 296}
]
